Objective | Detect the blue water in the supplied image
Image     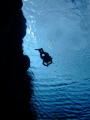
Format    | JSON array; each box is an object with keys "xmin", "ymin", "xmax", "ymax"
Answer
[{"xmin": 22, "ymin": 0, "xmax": 90, "ymax": 119}]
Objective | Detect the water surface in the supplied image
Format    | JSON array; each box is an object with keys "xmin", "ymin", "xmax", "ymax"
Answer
[{"xmin": 22, "ymin": 0, "xmax": 90, "ymax": 119}]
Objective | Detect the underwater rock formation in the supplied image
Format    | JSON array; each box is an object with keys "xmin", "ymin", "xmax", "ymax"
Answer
[{"xmin": 0, "ymin": 0, "xmax": 36, "ymax": 119}]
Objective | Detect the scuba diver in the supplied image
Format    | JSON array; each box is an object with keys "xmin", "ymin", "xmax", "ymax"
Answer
[{"xmin": 35, "ymin": 48, "xmax": 53, "ymax": 66}]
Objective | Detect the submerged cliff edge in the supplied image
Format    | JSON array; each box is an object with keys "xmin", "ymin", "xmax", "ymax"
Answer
[{"xmin": 0, "ymin": 0, "xmax": 36, "ymax": 119}]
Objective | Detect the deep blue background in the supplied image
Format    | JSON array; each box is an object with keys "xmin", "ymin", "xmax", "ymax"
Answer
[{"xmin": 22, "ymin": 0, "xmax": 90, "ymax": 119}]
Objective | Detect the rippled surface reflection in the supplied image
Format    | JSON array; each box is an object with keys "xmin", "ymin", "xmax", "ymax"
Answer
[{"xmin": 22, "ymin": 0, "xmax": 90, "ymax": 119}]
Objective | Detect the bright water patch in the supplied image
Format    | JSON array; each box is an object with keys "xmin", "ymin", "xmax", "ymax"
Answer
[{"xmin": 22, "ymin": 0, "xmax": 90, "ymax": 119}]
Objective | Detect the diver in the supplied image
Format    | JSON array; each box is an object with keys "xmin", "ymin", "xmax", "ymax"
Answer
[{"xmin": 35, "ymin": 48, "xmax": 53, "ymax": 66}]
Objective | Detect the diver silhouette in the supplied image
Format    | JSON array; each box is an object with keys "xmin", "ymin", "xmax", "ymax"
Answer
[{"xmin": 35, "ymin": 48, "xmax": 53, "ymax": 66}]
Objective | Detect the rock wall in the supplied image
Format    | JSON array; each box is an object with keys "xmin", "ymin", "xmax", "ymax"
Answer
[{"xmin": 0, "ymin": 0, "xmax": 36, "ymax": 119}]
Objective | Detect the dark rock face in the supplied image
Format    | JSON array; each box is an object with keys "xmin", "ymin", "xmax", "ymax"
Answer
[{"xmin": 0, "ymin": 0, "xmax": 36, "ymax": 119}]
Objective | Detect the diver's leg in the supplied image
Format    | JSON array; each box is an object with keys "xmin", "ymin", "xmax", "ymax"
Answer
[{"xmin": 43, "ymin": 61, "xmax": 48, "ymax": 66}]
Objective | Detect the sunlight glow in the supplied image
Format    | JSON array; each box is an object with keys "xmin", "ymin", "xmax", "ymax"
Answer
[
  {"xmin": 26, "ymin": 28, "xmax": 30, "ymax": 34},
  {"xmin": 22, "ymin": 0, "xmax": 90, "ymax": 119}
]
